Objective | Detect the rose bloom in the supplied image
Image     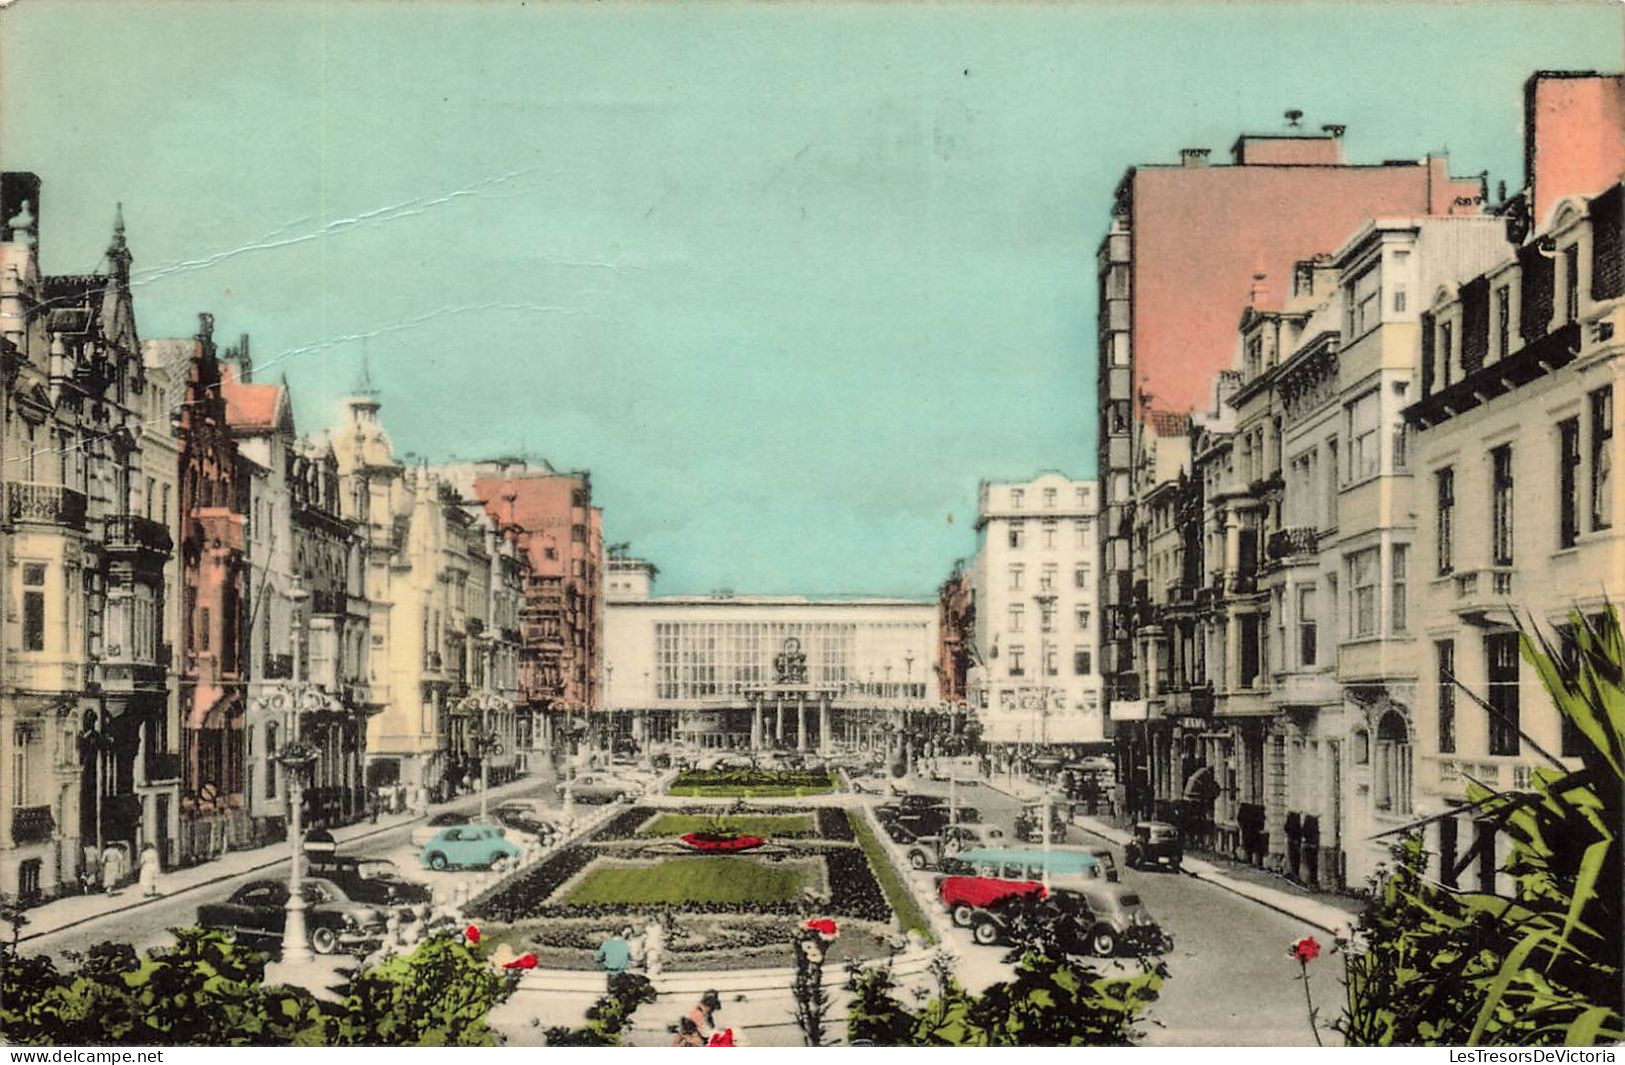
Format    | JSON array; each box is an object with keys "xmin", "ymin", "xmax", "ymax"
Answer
[{"xmin": 1290, "ymin": 936, "xmax": 1321, "ymax": 963}]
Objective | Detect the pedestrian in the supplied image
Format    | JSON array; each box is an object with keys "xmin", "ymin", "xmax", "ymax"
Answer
[
  {"xmin": 670, "ymin": 1017, "xmax": 706, "ymax": 1047},
  {"xmin": 100, "ymin": 843, "xmax": 123, "ymax": 895},
  {"xmin": 688, "ymin": 989, "xmax": 721, "ymax": 1038},
  {"xmin": 627, "ymin": 924, "xmax": 648, "ymax": 972},
  {"xmin": 138, "ymin": 842, "xmax": 160, "ymax": 898},
  {"xmin": 594, "ymin": 928, "xmax": 631, "ymax": 987},
  {"xmin": 644, "ymin": 917, "xmax": 666, "ymax": 979}
]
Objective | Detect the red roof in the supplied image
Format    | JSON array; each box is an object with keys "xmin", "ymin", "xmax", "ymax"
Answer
[{"xmin": 221, "ymin": 365, "xmax": 283, "ymax": 430}]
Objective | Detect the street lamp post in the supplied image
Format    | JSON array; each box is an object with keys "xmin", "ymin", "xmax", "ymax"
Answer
[
  {"xmin": 274, "ymin": 725, "xmax": 320, "ymax": 965},
  {"xmin": 455, "ymin": 691, "xmax": 507, "ymax": 824}
]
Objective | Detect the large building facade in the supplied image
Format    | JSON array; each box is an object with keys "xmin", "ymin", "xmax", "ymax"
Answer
[
  {"xmin": 602, "ymin": 574, "xmax": 938, "ymax": 759},
  {"xmin": 967, "ymin": 474, "xmax": 1104, "ymax": 749}
]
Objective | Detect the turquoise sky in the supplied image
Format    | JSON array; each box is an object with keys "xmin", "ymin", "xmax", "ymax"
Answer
[{"xmin": 1, "ymin": 2, "xmax": 1617, "ymax": 596}]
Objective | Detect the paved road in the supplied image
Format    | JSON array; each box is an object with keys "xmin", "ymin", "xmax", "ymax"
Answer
[
  {"xmin": 903, "ymin": 777, "xmax": 1332, "ymax": 1046},
  {"xmin": 22, "ymin": 773, "xmax": 575, "ymax": 964}
]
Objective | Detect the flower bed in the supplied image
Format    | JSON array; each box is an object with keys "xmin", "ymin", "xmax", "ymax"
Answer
[
  {"xmin": 846, "ymin": 808, "xmax": 934, "ymax": 942},
  {"xmin": 667, "ymin": 768, "xmax": 836, "ymax": 797},
  {"xmin": 642, "ymin": 812, "xmax": 816, "ymax": 839},
  {"xmin": 816, "ymin": 807, "xmax": 855, "ymax": 841},
  {"xmin": 562, "ymin": 855, "xmax": 818, "ymax": 907}
]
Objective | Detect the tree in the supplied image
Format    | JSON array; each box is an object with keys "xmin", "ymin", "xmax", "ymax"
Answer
[
  {"xmin": 1339, "ymin": 608, "xmax": 1624, "ymax": 1046},
  {"xmin": 324, "ymin": 936, "xmax": 519, "ymax": 1046},
  {"xmin": 541, "ymin": 972, "xmax": 656, "ymax": 1046}
]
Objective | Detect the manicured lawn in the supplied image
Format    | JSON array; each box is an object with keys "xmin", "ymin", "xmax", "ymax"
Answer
[
  {"xmin": 667, "ymin": 768, "xmax": 837, "ymax": 797},
  {"xmin": 640, "ymin": 813, "xmax": 817, "ymax": 838},
  {"xmin": 562, "ymin": 856, "xmax": 816, "ymax": 907},
  {"xmin": 847, "ymin": 808, "xmax": 935, "ymax": 943}
]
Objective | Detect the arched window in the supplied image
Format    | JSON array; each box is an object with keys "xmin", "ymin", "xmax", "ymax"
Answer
[{"xmin": 1374, "ymin": 711, "xmax": 1412, "ymax": 814}]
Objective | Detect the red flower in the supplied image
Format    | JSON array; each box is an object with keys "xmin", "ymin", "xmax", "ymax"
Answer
[
  {"xmin": 503, "ymin": 952, "xmax": 538, "ymax": 970},
  {"xmin": 1290, "ymin": 936, "xmax": 1321, "ymax": 964},
  {"xmin": 464, "ymin": 924, "xmax": 481, "ymax": 945},
  {"xmin": 804, "ymin": 918, "xmax": 839, "ymax": 937}
]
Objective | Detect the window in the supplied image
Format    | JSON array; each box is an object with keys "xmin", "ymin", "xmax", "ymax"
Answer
[
  {"xmin": 1244, "ymin": 335, "xmax": 1263, "ymax": 379},
  {"xmin": 1040, "ymin": 564, "xmax": 1056, "ymax": 592},
  {"xmin": 1010, "ymin": 488, "xmax": 1024, "ymax": 510},
  {"xmin": 1560, "ymin": 417, "xmax": 1582, "ymax": 547},
  {"xmin": 1075, "ymin": 607, "xmax": 1090, "ymax": 630},
  {"xmin": 1393, "ymin": 285, "xmax": 1407, "ymax": 313},
  {"xmin": 1390, "ymin": 544, "xmax": 1408, "ymax": 634},
  {"xmin": 1073, "ymin": 648, "xmax": 1092, "ymax": 675},
  {"xmin": 1495, "ymin": 284, "xmax": 1511, "ymax": 359},
  {"xmin": 1440, "ymin": 321, "xmax": 1454, "ymax": 389},
  {"xmin": 1008, "ymin": 644, "xmax": 1025, "ymax": 677},
  {"xmin": 1486, "ymin": 632, "xmax": 1520, "ymax": 756},
  {"xmin": 1040, "ymin": 601, "xmax": 1054, "ymax": 631},
  {"xmin": 1491, "ymin": 445, "xmax": 1514, "ymax": 565},
  {"xmin": 1008, "ymin": 521, "xmax": 1025, "ymax": 549},
  {"xmin": 1592, "ymin": 386, "xmax": 1613, "ymax": 531},
  {"xmin": 1349, "ymin": 548, "xmax": 1379, "ymax": 638},
  {"xmin": 1374, "ymin": 711, "xmax": 1412, "ymax": 814},
  {"xmin": 1559, "ymin": 625, "xmax": 1587, "ymax": 758},
  {"xmin": 1563, "ymin": 244, "xmax": 1580, "ymax": 323},
  {"xmin": 1045, "ymin": 646, "xmax": 1058, "ymax": 677},
  {"xmin": 1297, "ymin": 585, "xmax": 1318, "ymax": 667},
  {"xmin": 1043, "ymin": 487, "xmax": 1057, "ymax": 508},
  {"xmin": 1074, "ymin": 563, "xmax": 1089, "ymax": 589},
  {"xmin": 1008, "ymin": 604, "xmax": 1025, "ymax": 632},
  {"xmin": 1076, "ymin": 486, "xmax": 1089, "ymax": 507},
  {"xmin": 11, "ymin": 726, "xmax": 31, "ymax": 806},
  {"xmin": 1041, "ymin": 520, "xmax": 1057, "ymax": 549},
  {"xmin": 1074, "ymin": 519, "xmax": 1088, "ymax": 548},
  {"xmin": 199, "ymin": 607, "xmax": 211, "ymax": 653},
  {"xmin": 1326, "ymin": 439, "xmax": 1339, "ymax": 526},
  {"xmin": 1432, "ymin": 640, "xmax": 1458, "ymax": 754},
  {"xmin": 1348, "ymin": 266, "xmax": 1380, "ymax": 336},
  {"xmin": 1009, "ymin": 564, "xmax": 1025, "ymax": 591},
  {"xmin": 1393, "ymin": 419, "xmax": 1410, "ymax": 473},
  {"xmin": 1436, "ymin": 468, "xmax": 1455, "ymax": 575},
  {"xmin": 22, "ymin": 563, "xmax": 45, "ymax": 652},
  {"xmin": 265, "ymin": 723, "xmax": 279, "ymax": 799},
  {"xmin": 1348, "ymin": 391, "xmax": 1380, "ymax": 480}
]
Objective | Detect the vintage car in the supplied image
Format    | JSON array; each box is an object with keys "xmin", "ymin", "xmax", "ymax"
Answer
[
  {"xmin": 941, "ymin": 848, "xmax": 1168, "ymax": 956},
  {"xmin": 903, "ymin": 823, "xmax": 1008, "ymax": 870},
  {"xmin": 555, "ymin": 773, "xmax": 641, "ymax": 804},
  {"xmin": 418, "ymin": 824, "xmax": 523, "ymax": 871},
  {"xmin": 492, "ymin": 800, "xmax": 559, "ymax": 840},
  {"xmin": 304, "ymin": 855, "xmax": 432, "ymax": 911},
  {"xmin": 196, "ymin": 877, "xmax": 387, "ymax": 955},
  {"xmin": 1123, "ymin": 820, "xmax": 1184, "ymax": 872},
  {"xmin": 410, "ymin": 811, "xmax": 478, "ymax": 850}
]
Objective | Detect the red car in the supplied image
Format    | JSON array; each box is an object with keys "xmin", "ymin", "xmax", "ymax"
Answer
[{"xmin": 938, "ymin": 868, "xmax": 1047, "ymax": 928}]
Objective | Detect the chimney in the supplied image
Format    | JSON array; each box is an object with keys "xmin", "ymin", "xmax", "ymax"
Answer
[
  {"xmin": 1320, "ymin": 124, "xmax": 1346, "ymax": 139},
  {"xmin": 1248, "ymin": 271, "xmax": 1270, "ymax": 308},
  {"xmin": 1284, "ymin": 109, "xmax": 1304, "ymax": 129},
  {"xmin": 1180, "ymin": 148, "xmax": 1211, "ymax": 168}
]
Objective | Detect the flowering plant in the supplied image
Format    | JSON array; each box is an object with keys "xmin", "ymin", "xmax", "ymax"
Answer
[{"xmin": 1290, "ymin": 935, "xmax": 1324, "ymax": 1046}]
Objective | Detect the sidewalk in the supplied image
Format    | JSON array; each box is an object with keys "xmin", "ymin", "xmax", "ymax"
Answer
[
  {"xmin": 1071, "ymin": 815, "xmax": 1362, "ymax": 937},
  {"xmin": 16, "ymin": 773, "xmax": 551, "ymax": 944}
]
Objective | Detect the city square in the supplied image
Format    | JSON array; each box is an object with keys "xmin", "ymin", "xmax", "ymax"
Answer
[{"xmin": 1, "ymin": 0, "xmax": 1621, "ymax": 1050}]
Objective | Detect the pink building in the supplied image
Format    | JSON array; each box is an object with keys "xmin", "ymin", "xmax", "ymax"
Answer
[{"xmin": 1523, "ymin": 71, "xmax": 1625, "ymax": 229}]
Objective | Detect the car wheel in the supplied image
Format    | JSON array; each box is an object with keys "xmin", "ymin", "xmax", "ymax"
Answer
[
  {"xmin": 972, "ymin": 916, "xmax": 1001, "ymax": 946},
  {"xmin": 489, "ymin": 852, "xmax": 508, "ymax": 869},
  {"xmin": 428, "ymin": 852, "xmax": 449, "ymax": 871},
  {"xmin": 951, "ymin": 904, "xmax": 975, "ymax": 928},
  {"xmin": 1090, "ymin": 926, "xmax": 1119, "ymax": 958},
  {"xmin": 908, "ymin": 850, "xmax": 928, "ymax": 870},
  {"xmin": 311, "ymin": 927, "xmax": 339, "ymax": 955},
  {"xmin": 615, "ymin": 792, "xmax": 628, "ymax": 804}
]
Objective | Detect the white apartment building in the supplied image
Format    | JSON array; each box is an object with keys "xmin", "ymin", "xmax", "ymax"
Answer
[
  {"xmin": 969, "ymin": 474, "xmax": 1104, "ymax": 747},
  {"xmin": 1408, "ymin": 183, "xmax": 1623, "ymax": 893}
]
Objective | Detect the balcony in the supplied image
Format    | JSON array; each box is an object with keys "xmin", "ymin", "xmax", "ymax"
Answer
[
  {"xmin": 310, "ymin": 589, "xmax": 347, "ymax": 616},
  {"xmin": 104, "ymin": 513, "xmax": 173, "ymax": 558},
  {"xmin": 1267, "ymin": 526, "xmax": 1319, "ymax": 563},
  {"xmin": 12, "ymin": 804, "xmax": 54, "ymax": 844},
  {"xmin": 1225, "ymin": 571, "xmax": 1257, "ymax": 595},
  {"xmin": 5, "ymin": 482, "xmax": 88, "ymax": 531},
  {"xmin": 143, "ymin": 749, "xmax": 181, "ymax": 784},
  {"xmin": 1453, "ymin": 566, "xmax": 1516, "ymax": 624}
]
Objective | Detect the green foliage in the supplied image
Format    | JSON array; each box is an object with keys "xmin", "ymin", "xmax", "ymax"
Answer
[
  {"xmin": 542, "ymin": 972, "xmax": 656, "ymax": 1046},
  {"xmin": 792, "ymin": 930, "xmax": 834, "ymax": 1046},
  {"xmin": 668, "ymin": 768, "xmax": 836, "ymax": 797},
  {"xmin": 845, "ymin": 950, "xmax": 1162, "ymax": 1046},
  {"xmin": 325, "ymin": 936, "xmax": 518, "ymax": 1046},
  {"xmin": 845, "ymin": 809, "xmax": 934, "ymax": 941},
  {"xmin": 640, "ymin": 812, "xmax": 817, "ymax": 838},
  {"xmin": 563, "ymin": 855, "xmax": 815, "ymax": 906},
  {"xmin": 1, "ymin": 929, "xmax": 517, "ymax": 1047},
  {"xmin": 1339, "ymin": 608, "xmax": 1624, "ymax": 1046}
]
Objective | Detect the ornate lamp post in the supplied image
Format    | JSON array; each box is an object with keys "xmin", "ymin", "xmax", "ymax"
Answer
[
  {"xmin": 454, "ymin": 691, "xmax": 508, "ymax": 824},
  {"xmin": 271, "ymin": 716, "xmax": 322, "ymax": 965}
]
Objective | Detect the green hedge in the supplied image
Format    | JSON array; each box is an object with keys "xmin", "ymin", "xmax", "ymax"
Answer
[{"xmin": 846, "ymin": 809, "xmax": 934, "ymax": 943}]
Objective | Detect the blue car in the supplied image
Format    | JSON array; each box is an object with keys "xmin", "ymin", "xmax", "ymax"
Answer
[{"xmin": 418, "ymin": 824, "xmax": 521, "ymax": 871}]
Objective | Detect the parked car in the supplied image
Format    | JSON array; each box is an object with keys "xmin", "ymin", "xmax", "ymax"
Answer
[
  {"xmin": 555, "ymin": 773, "xmax": 640, "ymax": 804},
  {"xmin": 881, "ymin": 801, "xmax": 982, "ymax": 841},
  {"xmin": 943, "ymin": 848, "xmax": 1167, "ymax": 956},
  {"xmin": 419, "ymin": 824, "xmax": 522, "ymax": 871},
  {"xmin": 411, "ymin": 811, "xmax": 476, "ymax": 850},
  {"xmin": 1049, "ymin": 844, "xmax": 1121, "ymax": 882},
  {"xmin": 196, "ymin": 877, "xmax": 386, "ymax": 955},
  {"xmin": 492, "ymin": 800, "xmax": 558, "ymax": 840},
  {"xmin": 304, "ymin": 856, "xmax": 432, "ymax": 912},
  {"xmin": 1123, "ymin": 820, "xmax": 1183, "ymax": 872},
  {"xmin": 903, "ymin": 824, "xmax": 1008, "ymax": 870}
]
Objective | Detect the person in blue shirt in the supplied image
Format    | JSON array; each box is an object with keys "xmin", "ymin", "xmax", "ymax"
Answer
[{"xmin": 595, "ymin": 926, "xmax": 633, "ymax": 981}]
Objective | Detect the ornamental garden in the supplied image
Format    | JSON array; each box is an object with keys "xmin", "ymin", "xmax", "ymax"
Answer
[{"xmin": 467, "ymin": 786, "xmax": 931, "ymax": 972}]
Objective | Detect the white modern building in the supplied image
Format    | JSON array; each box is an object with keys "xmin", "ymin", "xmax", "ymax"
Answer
[
  {"xmin": 968, "ymin": 474, "xmax": 1105, "ymax": 748},
  {"xmin": 601, "ymin": 567, "xmax": 938, "ymax": 756}
]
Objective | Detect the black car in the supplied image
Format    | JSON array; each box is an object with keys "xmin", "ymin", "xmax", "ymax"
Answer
[
  {"xmin": 196, "ymin": 877, "xmax": 387, "ymax": 956},
  {"xmin": 305, "ymin": 856, "xmax": 432, "ymax": 911},
  {"xmin": 1123, "ymin": 820, "xmax": 1184, "ymax": 871}
]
